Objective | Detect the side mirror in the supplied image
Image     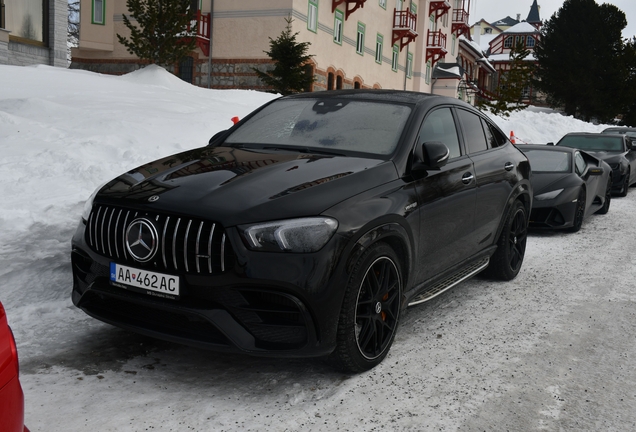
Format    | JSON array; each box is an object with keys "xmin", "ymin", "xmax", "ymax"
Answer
[
  {"xmin": 413, "ymin": 141, "xmax": 450, "ymax": 172},
  {"xmin": 209, "ymin": 129, "xmax": 228, "ymax": 145}
]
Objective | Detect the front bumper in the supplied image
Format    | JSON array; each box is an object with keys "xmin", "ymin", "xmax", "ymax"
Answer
[
  {"xmin": 71, "ymin": 219, "xmax": 348, "ymax": 358},
  {"xmin": 529, "ymin": 196, "xmax": 578, "ymax": 229}
]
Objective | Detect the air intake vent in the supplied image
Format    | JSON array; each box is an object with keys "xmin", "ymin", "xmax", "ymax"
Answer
[{"xmin": 86, "ymin": 204, "xmax": 232, "ymax": 274}]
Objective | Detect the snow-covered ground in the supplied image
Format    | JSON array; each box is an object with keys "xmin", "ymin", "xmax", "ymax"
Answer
[{"xmin": 1, "ymin": 65, "xmax": 635, "ymax": 431}]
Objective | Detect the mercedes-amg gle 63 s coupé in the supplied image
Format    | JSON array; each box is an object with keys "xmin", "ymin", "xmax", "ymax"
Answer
[{"xmin": 71, "ymin": 90, "xmax": 531, "ymax": 372}]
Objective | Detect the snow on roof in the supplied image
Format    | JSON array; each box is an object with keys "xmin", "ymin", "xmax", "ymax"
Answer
[
  {"xmin": 459, "ymin": 35, "xmax": 485, "ymax": 57},
  {"xmin": 488, "ymin": 52, "xmax": 537, "ymax": 62},
  {"xmin": 503, "ymin": 22, "xmax": 540, "ymax": 34},
  {"xmin": 438, "ymin": 66, "xmax": 461, "ymax": 76}
]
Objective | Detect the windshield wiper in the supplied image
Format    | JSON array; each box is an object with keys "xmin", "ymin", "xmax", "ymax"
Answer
[{"xmin": 261, "ymin": 146, "xmax": 346, "ymax": 157}]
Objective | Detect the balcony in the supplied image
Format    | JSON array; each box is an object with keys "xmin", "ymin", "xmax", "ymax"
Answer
[
  {"xmin": 392, "ymin": 9, "xmax": 418, "ymax": 51},
  {"xmin": 332, "ymin": 0, "xmax": 367, "ymax": 20},
  {"xmin": 426, "ymin": 30, "xmax": 447, "ymax": 66},
  {"xmin": 452, "ymin": 0, "xmax": 470, "ymax": 36},
  {"xmin": 429, "ymin": 1, "xmax": 451, "ymax": 20},
  {"xmin": 186, "ymin": 11, "xmax": 211, "ymax": 56}
]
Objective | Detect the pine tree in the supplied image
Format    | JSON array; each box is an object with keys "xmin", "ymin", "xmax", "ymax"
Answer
[
  {"xmin": 254, "ymin": 17, "xmax": 314, "ymax": 95},
  {"xmin": 534, "ymin": 0, "xmax": 629, "ymax": 122},
  {"xmin": 481, "ymin": 40, "xmax": 534, "ymax": 117},
  {"xmin": 117, "ymin": 0, "xmax": 197, "ymax": 67}
]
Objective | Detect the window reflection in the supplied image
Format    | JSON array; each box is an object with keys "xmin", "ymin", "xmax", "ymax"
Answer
[{"xmin": 4, "ymin": 0, "xmax": 44, "ymax": 43}]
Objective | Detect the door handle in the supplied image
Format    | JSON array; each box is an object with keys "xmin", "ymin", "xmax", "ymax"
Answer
[
  {"xmin": 504, "ymin": 162, "xmax": 514, "ymax": 171},
  {"xmin": 462, "ymin": 172, "xmax": 474, "ymax": 184}
]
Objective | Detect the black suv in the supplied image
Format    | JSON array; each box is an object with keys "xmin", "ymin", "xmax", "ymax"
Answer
[{"xmin": 71, "ymin": 90, "xmax": 531, "ymax": 372}]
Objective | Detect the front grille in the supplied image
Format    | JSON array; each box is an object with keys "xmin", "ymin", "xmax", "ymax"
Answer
[{"xmin": 86, "ymin": 204, "xmax": 233, "ymax": 275}]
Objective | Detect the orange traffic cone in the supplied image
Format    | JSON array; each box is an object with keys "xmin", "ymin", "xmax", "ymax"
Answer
[{"xmin": 509, "ymin": 131, "xmax": 516, "ymax": 144}]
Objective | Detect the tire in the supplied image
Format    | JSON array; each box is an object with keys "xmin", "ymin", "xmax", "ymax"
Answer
[
  {"xmin": 596, "ymin": 178, "xmax": 612, "ymax": 215},
  {"xmin": 617, "ymin": 168, "xmax": 630, "ymax": 197},
  {"xmin": 483, "ymin": 200, "xmax": 527, "ymax": 281},
  {"xmin": 329, "ymin": 243, "xmax": 402, "ymax": 373},
  {"xmin": 568, "ymin": 188, "xmax": 586, "ymax": 232}
]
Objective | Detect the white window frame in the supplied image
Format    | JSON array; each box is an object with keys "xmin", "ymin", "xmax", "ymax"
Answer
[
  {"xmin": 333, "ymin": 9, "xmax": 344, "ymax": 44},
  {"xmin": 379, "ymin": 0, "xmax": 387, "ymax": 9},
  {"xmin": 407, "ymin": 51, "xmax": 413, "ymax": 78},
  {"xmin": 504, "ymin": 36, "xmax": 513, "ymax": 49},
  {"xmin": 93, "ymin": 0, "xmax": 105, "ymax": 25},
  {"xmin": 425, "ymin": 60, "xmax": 432, "ymax": 84},
  {"xmin": 375, "ymin": 33, "xmax": 383, "ymax": 64},
  {"xmin": 356, "ymin": 22, "xmax": 365, "ymax": 55},
  {"xmin": 392, "ymin": 44, "xmax": 399, "ymax": 72},
  {"xmin": 308, "ymin": 0, "xmax": 318, "ymax": 33}
]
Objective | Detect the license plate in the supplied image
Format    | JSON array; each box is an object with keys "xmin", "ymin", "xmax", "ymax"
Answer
[{"xmin": 110, "ymin": 263, "xmax": 180, "ymax": 298}]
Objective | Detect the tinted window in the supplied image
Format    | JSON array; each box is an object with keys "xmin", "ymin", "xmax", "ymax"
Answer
[
  {"xmin": 574, "ymin": 152, "xmax": 586, "ymax": 175},
  {"xmin": 558, "ymin": 135, "xmax": 624, "ymax": 152},
  {"xmin": 483, "ymin": 119, "xmax": 508, "ymax": 147},
  {"xmin": 417, "ymin": 108, "xmax": 461, "ymax": 158},
  {"xmin": 524, "ymin": 149, "xmax": 571, "ymax": 173},
  {"xmin": 457, "ymin": 109, "xmax": 488, "ymax": 153}
]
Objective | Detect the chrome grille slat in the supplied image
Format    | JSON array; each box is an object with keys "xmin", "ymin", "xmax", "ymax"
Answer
[
  {"xmin": 113, "ymin": 209, "xmax": 122, "ymax": 259},
  {"xmin": 208, "ymin": 223, "xmax": 215, "ymax": 273},
  {"xmin": 195, "ymin": 221, "xmax": 203, "ymax": 273},
  {"xmin": 107, "ymin": 209, "xmax": 114, "ymax": 257},
  {"xmin": 173, "ymin": 218, "xmax": 181, "ymax": 270},
  {"xmin": 86, "ymin": 205, "xmax": 229, "ymax": 276},
  {"xmin": 122, "ymin": 211, "xmax": 130, "ymax": 260},
  {"xmin": 162, "ymin": 216, "xmax": 170, "ymax": 268},
  {"xmin": 93, "ymin": 206, "xmax": 102, "ymax": 251},
  {"xmin": 184, "ymin": 220, "xmax": 192, "ymax": 272},
  {"xmin": 221, "ymin": 233, "xmax": 226, "ymax": 272}
]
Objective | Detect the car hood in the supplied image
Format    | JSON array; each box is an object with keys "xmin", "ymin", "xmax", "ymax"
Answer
[
  {"xmin": 581, "ymin": 151, "xmax": 624, "ymax": 164},
  {"xmin": 94, "ymin": 146, "xmax": 399, "ymax": 226},
  {"xmin": 531, "ymin": 172, "xmax": 578, "ymax": 196}
]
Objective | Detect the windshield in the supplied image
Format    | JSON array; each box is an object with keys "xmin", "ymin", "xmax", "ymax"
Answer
[
  {"xmin": 558, "ymin": 135, "xmax": 623, "ymax": 152},
  {"xmin": 224, "ymin": 98, "xmax": 412, "ymax": 156},
  {"xmin": 524, "ymin": 149, "xmax": 571, "ymax": 173}
]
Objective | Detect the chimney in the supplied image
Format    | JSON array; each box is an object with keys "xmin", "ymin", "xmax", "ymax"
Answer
[
  {"xmin": 473, "ymin": 22, "xmax": 481, "ymax": 46},
  {"xmin": 516, "ymin": 13, "xmax": 521, "ymax": 21}
]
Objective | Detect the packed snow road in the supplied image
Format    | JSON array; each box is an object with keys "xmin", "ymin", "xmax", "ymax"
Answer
[{"xmin": 12, "ymin": 189, "xmax": 636, "ymax": 431}]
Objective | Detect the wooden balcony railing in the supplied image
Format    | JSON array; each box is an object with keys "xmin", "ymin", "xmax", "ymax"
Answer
[{"xmin": 392, "ymin": 9, "xmax": 418, "ymax": 50}]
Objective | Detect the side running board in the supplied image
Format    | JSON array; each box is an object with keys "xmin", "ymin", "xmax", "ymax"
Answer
[{"xmin": 408, "ymin": 257, "xmax": 490, "ymax": 307}]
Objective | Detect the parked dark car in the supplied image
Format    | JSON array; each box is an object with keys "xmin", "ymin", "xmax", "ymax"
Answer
[
  {"xmin": 71, "ymin": 90, "xmax": 532, "ymax": 372},
  {"xmin": 555, "ymin": 132, "xmax": 636, "ymax": 197},
  {"xmin": 601, "ymin": 126, "xmax": 636, "ymax": 139},
  {"xmin": 518, "ymin": 145, "xmax": 612, "ymax": 232},
  {"xmin": 0, "ymin": 301, "xmax": 29, "ymax": 432}
]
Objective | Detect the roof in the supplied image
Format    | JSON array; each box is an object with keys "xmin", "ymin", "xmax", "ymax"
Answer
[
  {"xmin": 488, "ymin": 53, "xmax": 537, "ymax": 62},
  {"xmin": 432, "ymin": 63, "xmax": 463, "ymax": 79},
  {"xmin": 503, "ymin": 22, "xmax": 541, "ymax": 34},
  {"xmin": 526, "ymin": 0, "xmax": 541, "ymax": 24},
  {"xmin": 492, "ymin": 16, "xmax": 520, "ymax": 27}
]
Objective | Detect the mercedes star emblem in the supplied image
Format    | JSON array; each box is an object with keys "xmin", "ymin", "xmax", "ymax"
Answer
[
  {"xmin": 125, "ymin": 218, "xmax": 159, "ymax": 262},
  {"xmin": 148, "ymin": 195, "xmax": 159, "ymax": 202}
]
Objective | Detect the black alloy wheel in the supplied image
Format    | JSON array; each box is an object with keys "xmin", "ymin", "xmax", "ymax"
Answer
[
  {"xmin": 569, "ymin": 188, "xmax": 586, "ymax": 232},
  {"xmin": 329, "ymin": 243, "xmax": 402, "ymax": 373},
  {"xmin": 617, "ymin": 168, "xmax": 630, "ymax": 197},
  {"xmin": 484, "ymin": 200, "xmax": 528, "ymax": 281},
  {"xmin": 596, "ymin": 179, "xmax": 612, "ymax": 215}
]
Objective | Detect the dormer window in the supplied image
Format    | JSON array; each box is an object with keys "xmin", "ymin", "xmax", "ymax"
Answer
[
  {"xmin": 504, "ymin": 36, "xmax": 513, "ymax": 48},
  {"xmin": 484, "ymin": 27, "xmax": 492, "ymax": 34},
  {"xmin": 526, "ymin": 36, "xmax": 535, "ymax": 47}
]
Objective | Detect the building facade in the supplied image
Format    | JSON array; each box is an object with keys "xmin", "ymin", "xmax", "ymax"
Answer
[
  {"xmin": 0, "ymin": 0, "xmax": 68, "ymax": 66},
  {"xmin": 71, "ymin": 0, "xmax": 493, "ymax": 102}
]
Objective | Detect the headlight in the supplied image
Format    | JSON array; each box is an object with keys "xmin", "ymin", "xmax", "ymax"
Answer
[
  {"xmin": 535, "ymin": 189, "xmax": 563, "ymax": 201},
  {"xmin": 241, "ymin": 217, "xmax": 338, "ymax": 253}
]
